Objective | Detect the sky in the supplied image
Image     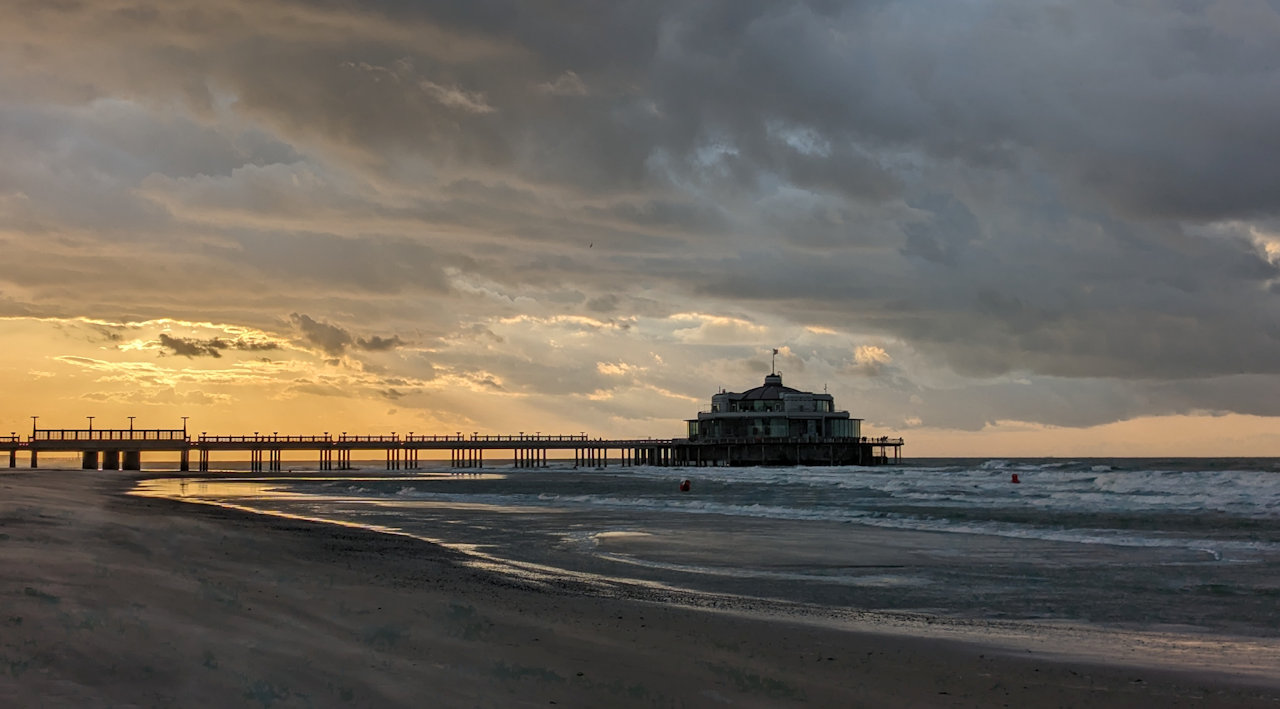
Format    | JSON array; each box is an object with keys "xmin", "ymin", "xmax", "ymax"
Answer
[{"xmin": 3, "ymin": 0, "xmax": 1280, "ymax": 456}]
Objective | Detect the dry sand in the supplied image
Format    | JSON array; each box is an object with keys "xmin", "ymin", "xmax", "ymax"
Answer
[{"xmin": 1, "ymin": 469, "xmax": 1277, "ymax": 708}]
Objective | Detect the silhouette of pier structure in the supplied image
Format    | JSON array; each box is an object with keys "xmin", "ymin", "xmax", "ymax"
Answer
[{"xmin": 3, "ymin": 424, "xmax": 903, "ymax": 471}]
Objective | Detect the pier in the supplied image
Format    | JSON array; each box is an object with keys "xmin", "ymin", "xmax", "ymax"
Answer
[{"xmin": 2, "ymin": 426, "xmax": 903, "ymax": 471}]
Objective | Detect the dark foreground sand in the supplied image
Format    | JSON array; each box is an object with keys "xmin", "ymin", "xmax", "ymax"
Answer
[{"xmin": 2, "ymin": 471, "xmax": 1278, "ymax": 708}]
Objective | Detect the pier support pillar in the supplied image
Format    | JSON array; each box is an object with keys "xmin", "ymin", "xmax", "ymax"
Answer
[
  {"xmin": 9, "ymin": 449, "xmax": 15, "ymax": 468},
  {"xmin": 122, "ymin": 451, "xmax": 142, "ymax": 471},
  {"xmin": 30, "ymin": 450, "xmax": 37, "ymax": 468},
  {"xmin": 81, "ymin": 450, "xmax": 99, "ymax": 470},
  {"xmin": 179, "ymin": 449, "xmax": 189, "ymax": 472},
  {"xmin": 103, "ymin": 450, "xmax": 121, "ymax": 471}
]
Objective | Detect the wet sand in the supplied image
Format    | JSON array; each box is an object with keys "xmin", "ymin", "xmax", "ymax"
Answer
[{"xmin": 2, "ymin": 470, "xmax": 1278, "ymax": 708}]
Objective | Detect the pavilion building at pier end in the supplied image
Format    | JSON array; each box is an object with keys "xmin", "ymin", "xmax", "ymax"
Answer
[{"xmin": 681, "ymin": 372, "xmax": 902, "ymax": 466}]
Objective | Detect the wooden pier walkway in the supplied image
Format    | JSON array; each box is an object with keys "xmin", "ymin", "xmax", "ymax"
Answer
[{"xmin": 2, "ymin": 428, "xmax": 904, "ymax": 471}]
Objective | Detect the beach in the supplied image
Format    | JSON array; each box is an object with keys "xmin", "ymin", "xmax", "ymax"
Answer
[{"xmin": 2, "ymin": 469, "xmax": 1278, "ymax": 708}]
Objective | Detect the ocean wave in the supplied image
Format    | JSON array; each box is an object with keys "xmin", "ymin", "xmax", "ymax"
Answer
[
  {"xmin": 343, "ymin": 486, "xmax": 1279, "ymax": 562},
  {"xmin": 327, "ymin": 462, "xmax": 1280, "ymax": 520},
  {"xmin": 258, "ymin": 461, "xmax": 1280, "ymax": 567}
]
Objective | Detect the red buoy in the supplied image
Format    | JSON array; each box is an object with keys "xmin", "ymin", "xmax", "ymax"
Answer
[
  {"xmin": 1010, "ymin": 473, "xmax": 1021, "ymax": 484},
  {"xmin": 679, "ymin": 479, "xmax": 691, "ymax": 492}
]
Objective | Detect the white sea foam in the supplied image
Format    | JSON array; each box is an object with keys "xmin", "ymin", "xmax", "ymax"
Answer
[
  {"xmin": 367, "ymin": 486, "xmax": 1280, "ymax": 563},
  {"xmin": 613, "ymin": 464, "xmax": 1280, "ymax": 518},
  {"xmin": 267, "ymin": 460, "xmax": 1280, "ymax": 569}
]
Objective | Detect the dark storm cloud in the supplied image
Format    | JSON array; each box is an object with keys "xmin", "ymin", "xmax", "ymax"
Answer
[
  {"xmin": 699, "ymin": 205, "xmax": 1280, "ymax": 380},
  {"xmin": 159, "ymin": 333, "xmax": 225, "ymax": 358},
  {"xmin": 356, "ymin": 335, "xmax": 405, "ymax": 351},
  {"xmin": 157, "ymin": 333, "xmax": 280, "ymax": 358},
  {"xmin": 290, "ymin": 313, "xmax": 408, "ymax": 356},
  {"xmin": 5, "ymin": 0, "xmax": 1278, "ymax": 217},
  {"xmin": 900, "ymin": 194, "xmax": 982, "ymax": 267},
  {"xmin": 290, "ymin": 313, "xmax": 353, "ymax": 356}
]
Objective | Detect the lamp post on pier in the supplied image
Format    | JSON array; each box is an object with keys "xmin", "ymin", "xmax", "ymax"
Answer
[
  {"xmin": 128, "ymin": 416, "xmax": 135, "ymax": 432},
  {"xmin": 86, "ymin": 416, "xmax": 94, "ymax": 433},
  {"xmin": 31, "ymin": 416, "xmax": 38, "ymax": 436}
]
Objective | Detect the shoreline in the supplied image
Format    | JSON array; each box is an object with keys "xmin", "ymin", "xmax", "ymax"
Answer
[
  {"xmin": 2, "ymin": 469, "xmax": 1278, "ymax": 707},
  {"xmin": 132, "ymin": 471, "xmax": 1280, "ymax": 681}
]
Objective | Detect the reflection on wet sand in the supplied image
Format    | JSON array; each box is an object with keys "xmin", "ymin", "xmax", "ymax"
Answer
[{"xmin": 128, "ymin": 471, "xmax": 1280, "ymax": 687}]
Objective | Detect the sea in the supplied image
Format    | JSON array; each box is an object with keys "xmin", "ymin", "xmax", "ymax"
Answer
[{"xmin": 133, "ymin": 457, "xmax": 1280, "ymax": 641}]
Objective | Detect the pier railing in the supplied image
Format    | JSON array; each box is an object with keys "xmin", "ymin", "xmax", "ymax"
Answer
[
  {"xmin": 33, "ymin": 429, "xmax": 187, "ymax": 442},
  {"xmin": 199, "ymin": 435, "xmax": 332, "ymax": 443},
  {"xmin": 464, "ymin": 434, "xmax": 589, "ymax": 442},
  {"xmin": 15, "ymin": 430, "xmax": 902, "ymax": 447},
  {"xmin": 190, "ymin": 434, "xmax": 605, "ymax": 444}
]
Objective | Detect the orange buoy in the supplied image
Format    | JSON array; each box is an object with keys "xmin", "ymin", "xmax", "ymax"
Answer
[
  {"xmin": 1010, "ymin": 473, "xmax": 1020, "ymax": 484},
  {"xmin": 679, "ymin": 479, "xmax": 691, "ymax": 492}
]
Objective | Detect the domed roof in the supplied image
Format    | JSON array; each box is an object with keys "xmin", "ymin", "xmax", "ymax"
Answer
[{"xmin": 738, "ymin": 373, "xmax": 802, "ymax": 400}]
